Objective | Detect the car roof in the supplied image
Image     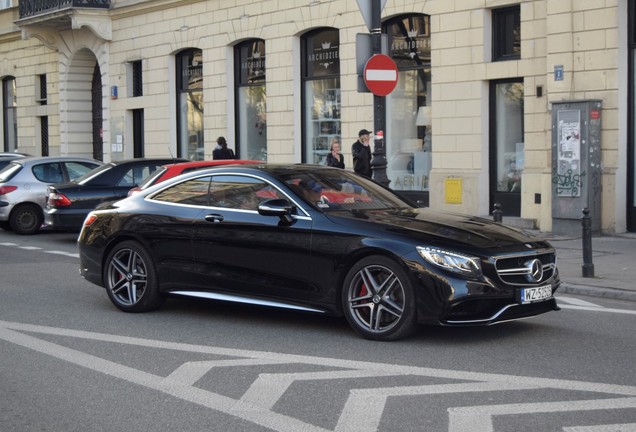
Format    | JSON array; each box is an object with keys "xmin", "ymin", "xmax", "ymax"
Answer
[
  {"xmin": 12, "ymin": 156, "xmax": 103, "ymax": 166},
  {"xmin": 161, "ymin": 159, "xmax": 260, "ymax": 169},
  {"xmin": 107, "ymin": 157, "xmax": 187, "ymax": 166}
]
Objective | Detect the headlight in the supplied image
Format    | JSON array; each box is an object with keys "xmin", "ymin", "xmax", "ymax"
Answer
[{"xmin": 416, "ymin": 246, "xmax": 482, "ymax": 277}]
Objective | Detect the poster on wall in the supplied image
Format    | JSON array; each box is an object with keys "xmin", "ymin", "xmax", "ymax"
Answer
[{"xmin": 556, "ymin": 110, "xmax": 582, "ymax": 197}]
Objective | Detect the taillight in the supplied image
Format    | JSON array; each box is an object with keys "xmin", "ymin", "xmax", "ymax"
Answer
[
  {"xmin": 47, "ymin": 191, "xmax": 72, "ymax": 207},
  {"xmin": 0, "ymin": 185, "xmax": 17, "ymax": 195},
  {"xmin": 83, "ymin": 214, "xmax": 98, "ymax": 227}
]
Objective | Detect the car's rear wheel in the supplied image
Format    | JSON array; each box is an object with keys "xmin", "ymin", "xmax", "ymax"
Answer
[
  {"xmin": 9, "ymin": 204, "xmax": 43, "ymax": 235},
  {"xmin": 342, "ymin": 255, "xmax": 417, "ymax": 341},
  {"xmin": 104, "ymin": 241, "xmax": 165, "ymax": 312}
]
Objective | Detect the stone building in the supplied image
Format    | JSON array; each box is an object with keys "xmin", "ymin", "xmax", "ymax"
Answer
[{"xmin": 0, "ymin": 0, "xmax": 633, "ymax": 233}]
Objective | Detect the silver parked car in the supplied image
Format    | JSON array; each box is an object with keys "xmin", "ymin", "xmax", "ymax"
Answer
[{"xmin": 0, "ymin": 156, "xmax": 102, "ymax": 234}]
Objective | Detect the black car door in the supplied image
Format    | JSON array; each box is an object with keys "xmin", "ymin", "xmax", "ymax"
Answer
[{"xmin": 190, "ymin": 174, "xmax": 315, "ymax": 304}]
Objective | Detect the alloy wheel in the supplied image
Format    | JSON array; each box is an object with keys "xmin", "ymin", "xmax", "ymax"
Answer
[
  {"xmin": 106, "ymin": 248, "xmax": 148, "ymax": 306},
  {"xmin": 346, "ymin": 264, "xmax": 406, "ymax": 335}
]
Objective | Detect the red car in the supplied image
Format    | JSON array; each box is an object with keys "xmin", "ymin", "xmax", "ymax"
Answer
[{"xmin": 128, "ymin": 160, "xmax": 261, "ymax": 196}]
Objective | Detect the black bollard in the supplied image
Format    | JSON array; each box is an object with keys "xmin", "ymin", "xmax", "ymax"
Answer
[
  {"xmin": 581, "ymin": 208, "xmax": 595, "ymax": 277},
  {"xmin": 492, "ymin": 203, "xmax": 503, "ymax": 223}
]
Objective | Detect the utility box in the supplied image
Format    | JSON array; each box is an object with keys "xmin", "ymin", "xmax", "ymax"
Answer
[{"xmin": 551, "ymin": 100, "xmax": 602, "ymax": 236}]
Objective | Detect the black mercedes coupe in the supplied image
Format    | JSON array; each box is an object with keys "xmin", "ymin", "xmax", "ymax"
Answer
[{"xmin": 78, "ymin": 164, "xmax": 560, "ymax": 341}]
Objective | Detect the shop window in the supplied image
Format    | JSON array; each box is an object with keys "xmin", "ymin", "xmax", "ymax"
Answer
[
  {"xmin": 2, "ymin": 76, "xmax": 17, "ymax": 152},
  {"xmin": 384, "ymin": 14, "xmax": 431, "ymax": 196},
  {"xmin": 301, "ymin": 28, "xmax": 341, "ymax": 165},
  {"xmin": 176, "ymin": 49, "xmax": 204, "ymax": 160},
  {"xmin": 493, "ymin": 5, "xmax": 521, "ymax": 61},
  {"xmin": 235, "ymin": 39, "xmax": 267, "ymax": 161}
]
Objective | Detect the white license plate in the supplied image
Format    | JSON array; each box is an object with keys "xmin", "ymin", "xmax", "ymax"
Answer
[{"xmin": 520, "ymin": 285, "xmax": 552, "ymax": 304}]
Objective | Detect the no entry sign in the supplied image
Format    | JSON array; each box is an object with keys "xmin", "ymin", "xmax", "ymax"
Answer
[{"xmin": 364, "ymin": 54, "xmax": 398, "ymax": 96}]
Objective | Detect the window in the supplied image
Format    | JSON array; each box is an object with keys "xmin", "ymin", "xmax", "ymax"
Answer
[
  {"xmin": 208, "ymin": 175, "xmax": 281, "ymax": 210},
  {"xmin": 131, "ymin": 60, "xmax": 142, "ymax": 97},
  {"xmin": 117, "ymin": 165, "xmax": 162, "ymax": 188},
  {"xmin": 65, "ymin": 161, "xmax": 99, "ymax": 180},
  {"xmin": 176, "ymin": 49, "xmax": 204, "ymax": 160},
  {"xmin": 152, "ymin": 176, "xmax": 213, "ymax": 206},
  {"xmin": 41, "ymin": 116, "xmax": 49, "ymax": 156},
  {"xmin": 302, "ymin": 28, "xmax": 341, "ymax": 165},
  {"xmin": 37, "ymin": 74, "xmax": 47, "ymax": 105},
  {"xmin": 235, "ymin": 40, "xmax": 267, "ymax": 161},
  {"xmin": 32, "ymin": 163, "xmax": 63, "ymax": 183},
  {"xmin": 384, "ymin": 14, "xmax": 431, "ymax": 194},
  {"xmin": 3, "ymin": 76, "xmax": 17, "ymax": 152},
  {"xmin": 493, "ymin": 6, "xmax": 521, "ymax": 61}
]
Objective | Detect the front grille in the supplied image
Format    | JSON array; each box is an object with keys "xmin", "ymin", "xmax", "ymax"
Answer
[{"xmin": 494, "ymin": 252, "xmax": 556, "ymax": 286}]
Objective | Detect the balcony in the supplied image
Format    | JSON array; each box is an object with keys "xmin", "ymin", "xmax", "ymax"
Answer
[
  {"xmin": 19, "ymin": 0, "xmax": 110, "ymax": 19},
  {"xmin": 16, "ymin": 0, "xmax": 111, "ymax": 41}
]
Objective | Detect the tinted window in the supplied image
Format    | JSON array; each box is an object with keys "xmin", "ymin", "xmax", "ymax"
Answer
[
  {"xmin": 32, "ymin": 162, "xmax": 63, "ymax": 183},
  {"xmin": 493, "ymin": 6, "xmax": 520, "ymax": 61},
  {"xmin": 151, "ymin": 176, "xmax": 212, "ymax": 206},
  {"xmin": 138, "ymin": 167, "xmax": 167, "ymax": 189},
  {"xmin": 209, "ymin": 175, "xmax": 282, "ymax": 210}
]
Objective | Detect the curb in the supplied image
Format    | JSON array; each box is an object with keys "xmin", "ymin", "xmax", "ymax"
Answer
[{"xmin": 559, "ymin": 282, "xmax": 636, "ymax": 303}]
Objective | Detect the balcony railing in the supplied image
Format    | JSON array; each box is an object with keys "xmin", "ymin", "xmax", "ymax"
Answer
[{"xmin": 19, "ymin": 0, "xmax": 110, "ymax": 19}]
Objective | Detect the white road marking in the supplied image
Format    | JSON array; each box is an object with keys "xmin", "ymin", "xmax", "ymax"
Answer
[
  {"xmin": 448, "ymin": 398, "xmax": 636, "ymax": 432},
  {"xmin": 1, "ymin": 320, "xmax": 636, "ymax": 432},
  {"xmin": 557, "ymin": 296, "xmax": 605, "ymax": 307},
  {"xmin": 559, "ymin": 304, "xmax": 636, "ymax": 315},
  {"xmin": 0, "ymin": 242, "xmax": 18, "ymax": 246},
  {"xmin": 45, "ymin": 250, "xmax": 80, "ymax": 258},
  {"xmin": 18, "ymin": 246, "xmax": 42, "ymax": 250},
  {"xmin": 563, "ymin": 424, "xmax": 636, "ymax": 432}
]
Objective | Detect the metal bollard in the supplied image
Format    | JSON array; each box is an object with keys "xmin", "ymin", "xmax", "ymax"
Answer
[
  {"xmin": 492, "ymin": 203, "xmax": 503, "ymax": 223},
  {"xmin": 581, "ymin": 208, "xmax": 595, "ymax": 278}
]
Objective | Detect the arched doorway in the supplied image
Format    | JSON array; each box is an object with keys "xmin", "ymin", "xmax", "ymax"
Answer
[{"xmin": 63, "ymin": 48, "xmax": 103, "ymax": 159}]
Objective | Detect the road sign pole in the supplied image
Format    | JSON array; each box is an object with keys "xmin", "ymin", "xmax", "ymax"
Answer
[{"xmin": 370, "ymin": 0, "xmax": 389, "ymax": 187}]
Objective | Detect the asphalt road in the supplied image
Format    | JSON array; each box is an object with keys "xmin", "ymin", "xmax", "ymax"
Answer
[{"xmin": 1, "ymin": 230, "xmax": 635, "ymax": 432}]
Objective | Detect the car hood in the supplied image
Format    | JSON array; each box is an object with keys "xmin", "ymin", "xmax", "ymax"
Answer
[{"xmin": 328, "ymin": 208, "xmax": 551, "ymax": 252}]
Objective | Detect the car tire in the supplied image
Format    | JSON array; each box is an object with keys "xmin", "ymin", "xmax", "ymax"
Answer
[
  {"xmin": 104, "ymin": 240, "xmax": 165, "ymax": 313},
  {"xmin": 342, "ymin": 255, "xmax": 417, "ymax": 341},
  {"xmin": 9, "ymin": 204, "xmax": 43, "ymax": 235}
]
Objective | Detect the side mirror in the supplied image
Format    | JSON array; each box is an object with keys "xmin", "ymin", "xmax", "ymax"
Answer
[{"xmin": 258, "ymin": 198, "xmax": 294, "ymax": 223}]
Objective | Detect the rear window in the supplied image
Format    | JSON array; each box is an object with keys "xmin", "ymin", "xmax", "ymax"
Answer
[
  {"xmin": 0, "ymin": 162, "xmax": 23, "ymax": 183},
  {"xmin": 137, "ymin": 167, "xmax": 167, "ymax": 189}
]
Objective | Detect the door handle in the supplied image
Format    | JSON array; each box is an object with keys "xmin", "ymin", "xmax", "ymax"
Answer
[{"xmin": 204, "ymin": 214, "xmax": 224, "ymax": 223}]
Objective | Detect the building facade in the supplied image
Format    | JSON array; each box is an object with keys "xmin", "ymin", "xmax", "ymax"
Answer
[{"xmin": 0, "ymin": 0, "xmax": 633, "ymax": 233}]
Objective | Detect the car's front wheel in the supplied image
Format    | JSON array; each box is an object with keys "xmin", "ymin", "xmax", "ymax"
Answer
[
  {"xmin": 9, "ymin": 204, "xmax": 42, "ymax": 235},
  {"xmin": 342, "ymin": 255, "xmax": 417, "ymax": 341},
  {"xmin": 104, "ymin": 241, "xmax": 165, "ymax": 312}
]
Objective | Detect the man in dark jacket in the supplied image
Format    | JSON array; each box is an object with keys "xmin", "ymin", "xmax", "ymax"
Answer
[{"xmin": 351, "ymin": 129, "xmax": 372, "ymax": 178}]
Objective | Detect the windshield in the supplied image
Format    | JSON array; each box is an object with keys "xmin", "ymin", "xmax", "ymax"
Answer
[{"xmin": 278, "ymin": 168, "xmax": 411, "ymax": 212}]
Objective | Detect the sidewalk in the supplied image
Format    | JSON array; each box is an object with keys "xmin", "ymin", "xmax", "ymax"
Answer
[{"xmin": 539, "ymin": 233, "xmax": 636, "ymax": 302}]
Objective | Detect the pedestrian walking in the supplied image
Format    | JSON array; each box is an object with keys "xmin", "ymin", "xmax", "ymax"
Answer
[
  {"xmin": 351, "ymin": 129, "xmax": 372, "ymax": 177},
  {"xmin": 212, "ymin": 136, "xmax": 235, "ymax": 160}
]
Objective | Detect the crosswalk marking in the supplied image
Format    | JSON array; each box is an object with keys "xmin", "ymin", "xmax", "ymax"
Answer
[{"xmin": 1, "ymin": 320, "xmax": 635, "ymax": 432}]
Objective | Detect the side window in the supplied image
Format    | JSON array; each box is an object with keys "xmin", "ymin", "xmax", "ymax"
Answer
[
  {"xmin": 151, "ymin": 176, "xmax": 212, "ymax": 206},
  {"xmin": 32, "ymin": 162, "xmax": 63, "ymax": 183},
  {"xmin": 65, "ymin": 162, "xmax": 99, "ymax": 180},
  {"xmin": 209, "ymin": 175, "xmax": 281, "ymax": 210}
]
